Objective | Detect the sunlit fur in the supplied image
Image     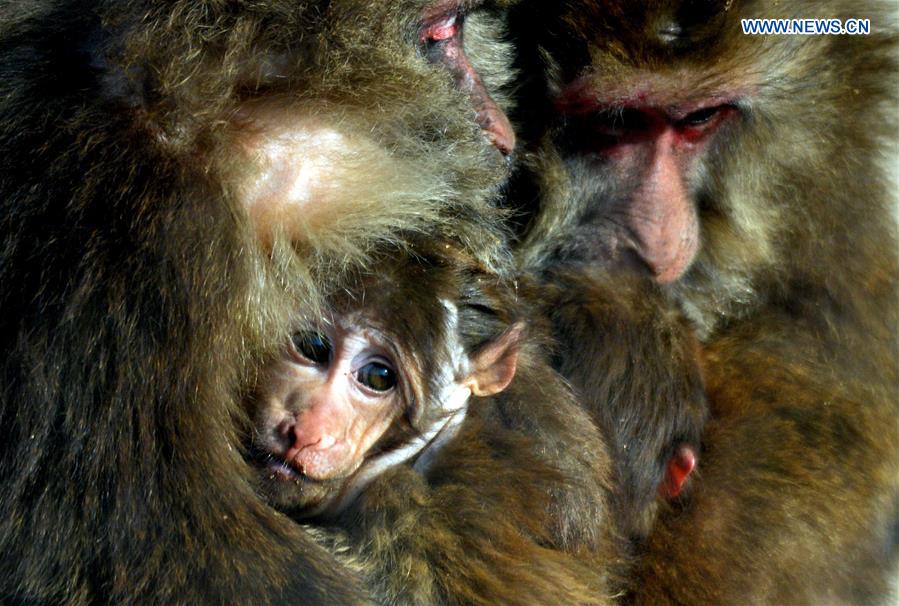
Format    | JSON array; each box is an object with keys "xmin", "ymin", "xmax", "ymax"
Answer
[{"xmin": 0, "ymin": 2, "xmax": 516, "ymax": 604}]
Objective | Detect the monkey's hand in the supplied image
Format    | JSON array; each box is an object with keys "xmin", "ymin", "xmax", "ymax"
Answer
[{"xmin": 339, "ymin": 415, "xmax": 611, "ymax": 606}]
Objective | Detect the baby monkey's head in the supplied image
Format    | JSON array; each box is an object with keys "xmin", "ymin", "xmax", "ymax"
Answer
[{"xmin": 248, "ymin": 242, "xmax": 524, "ymax": 517}]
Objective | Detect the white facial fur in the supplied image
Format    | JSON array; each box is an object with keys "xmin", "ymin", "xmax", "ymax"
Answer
[{"xmin": 325, "ymin": 299, "xmax": 474, "ymax": 514}]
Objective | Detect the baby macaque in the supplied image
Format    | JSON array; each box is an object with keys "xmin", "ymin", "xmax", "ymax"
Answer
[
  {"xmin": 250, "ymin": 286, "xmax": 521, "ymax": 518},
  {"xmin": 247, "ymin": 242, "xmax": 615, "ymax": 605}
]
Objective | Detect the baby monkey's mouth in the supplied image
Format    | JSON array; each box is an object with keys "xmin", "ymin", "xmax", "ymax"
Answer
[
  {"xmin": 247, "ymin": 444, "xmax": 344, "ymax": 519},
  {"xmin": 265, "ymin": 456, "xmax": 303, "ymax": 481},
  {"xmin": 247, "ymin": 444, "xmax": 317, "ymax": 483}
]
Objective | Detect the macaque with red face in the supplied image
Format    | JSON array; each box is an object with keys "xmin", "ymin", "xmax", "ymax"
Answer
[
  {"xmin": 507, "ymin": 0, "xmax": 899, "ymax": 602},
  {"xmin": 249, "ymin": 243, "xmax": 617, "ymax": 605}
]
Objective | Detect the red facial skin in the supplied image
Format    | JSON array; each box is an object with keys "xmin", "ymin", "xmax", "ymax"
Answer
[
  {"xmin": 421, "ymin": 4, "xmax": 516, "ymax": 155},
  {"xmin": 557, "ymin": 80, "xmax": 741, "ymax": 283},
  {"xmin": 558, "ymin": 81, "xmax": 728, "ymax": 498}
]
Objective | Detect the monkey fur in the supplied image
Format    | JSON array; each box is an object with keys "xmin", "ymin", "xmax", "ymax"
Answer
[
  {"xmin": 507, "ymin": 0, "xmax": 899, "ymax": 603},
  {"xmin": 0, "ymin": 1, "xmax": 523, "ymax": 604},
  {"xmin": 539, "ymin": 268, "xmax": 707, "ymax": 538},
  {"xmin": 251, "ymin": 240, "xmax": 623, "ymax": 605}
]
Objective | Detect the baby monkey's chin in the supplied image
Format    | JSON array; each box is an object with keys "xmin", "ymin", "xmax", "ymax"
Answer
[{"xmin": 252, "ymin": 457, "xmax": 344, "ymax": 518}]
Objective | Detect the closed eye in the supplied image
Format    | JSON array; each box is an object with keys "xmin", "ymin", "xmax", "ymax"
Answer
[{"xmin": 677, "ymin": 106, "xmax": 720, "ymax": 128}]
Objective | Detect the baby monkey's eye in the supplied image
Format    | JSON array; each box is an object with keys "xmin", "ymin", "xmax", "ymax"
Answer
[
  {"xmin": 356, "ymin": 361, "xmax": 397, "ymax": 392},
  {"xmin": 291, "ymin": 332, "xmax": 332, "ymax": 364}
]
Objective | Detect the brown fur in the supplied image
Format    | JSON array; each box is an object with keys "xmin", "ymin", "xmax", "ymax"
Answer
[
  {"xmin": 343, "ymin": 411, "xmax": 613, "ymax": 606},
  {"xmin": 508, "ymin": 0, "xmax": 899, "ymax": 603},
  {"xmin": 0, "ymin": 2, "xmax": 518, "ymax": 604},
  {"xmin": 539, "ymin": 268, "xmax": 706, "ymax": 538},
  {"xmin": 288, "ymin": 241, "xmax": 622, "ymax": 605}
]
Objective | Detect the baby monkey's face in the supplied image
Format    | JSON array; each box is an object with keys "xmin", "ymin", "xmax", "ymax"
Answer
[
  {"xmin": 250, "ymin": 322, "xmax": 412, "ymax": 517},
  {"xmin": 248, "ymin": 304, "xmax": 523, "ymax": 518}
]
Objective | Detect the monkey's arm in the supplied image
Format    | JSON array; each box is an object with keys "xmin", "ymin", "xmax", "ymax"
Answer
[{"xmin": 340, "ymin": 413, "xmax": 613, "ymax": 606}]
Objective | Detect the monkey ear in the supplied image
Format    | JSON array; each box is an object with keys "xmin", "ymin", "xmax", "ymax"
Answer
[
  {"xmin": 466, "ymin": 322, "xmax": 524, "ymax": 397},
  {"xmin": 659, "ymin": 444, "xmax": 697, "ymax": 499}
]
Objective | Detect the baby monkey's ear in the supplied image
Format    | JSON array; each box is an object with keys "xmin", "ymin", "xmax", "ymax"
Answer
[{"xmin": 465, "ymin": 322, "xmax": 524, "ymax": 397}]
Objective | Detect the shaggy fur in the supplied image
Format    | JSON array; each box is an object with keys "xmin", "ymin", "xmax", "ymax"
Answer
[
  {"xmin": 508, "ymin": 0, "xmax": 899, "ymax": 603},
  {"xmin": 293, "ymin": 242, "xmax": 622, "ymax": 605},
  {"xmin": 0, "ymin": 2, "xmax": 517, "ymax": 604}
]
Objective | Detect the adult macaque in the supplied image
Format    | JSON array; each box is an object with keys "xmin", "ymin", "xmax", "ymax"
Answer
[
  {"xmin": 508, "ymin": 0, "xmax": 899, "ymax": 602},
  {"xmin": 0, "ymin": 1, "xmax": 525, "ymax": 604},
  {"xmin": 249, "ymin": 241, "xmax": 617, "ymax": 605}
]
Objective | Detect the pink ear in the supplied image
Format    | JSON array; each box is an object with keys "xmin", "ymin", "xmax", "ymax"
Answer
[
  {"xmin": 659, "ymin": 444, "xmax": 696, "ymax": 499},
  {"xmin": 467, "ymin": 322, "xmax": 524, "ymax": 397}
]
